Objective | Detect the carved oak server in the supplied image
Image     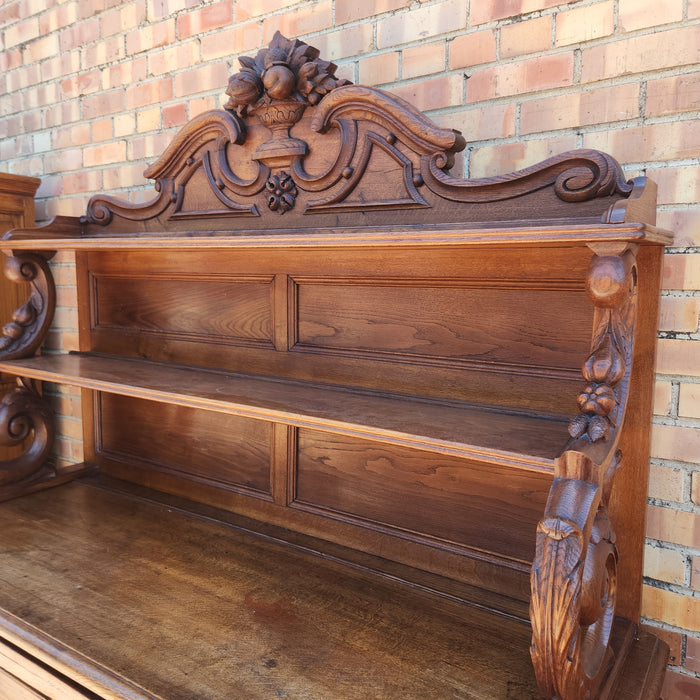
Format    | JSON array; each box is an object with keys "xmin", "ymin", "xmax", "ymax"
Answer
[{"xmin": 0, "ymin": 34, "xmax": 671, "ymax": 699}]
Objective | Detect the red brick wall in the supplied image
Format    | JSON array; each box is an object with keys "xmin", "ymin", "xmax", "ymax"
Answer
[{"xmin": 1, "ymin": 1, "xmax": 699, "ymax": 694}]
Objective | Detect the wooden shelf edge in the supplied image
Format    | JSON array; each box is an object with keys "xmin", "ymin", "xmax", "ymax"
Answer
[
  {"xmin": 0, "ymin": 353, "xmax": 562, "ymax": 472},
  {"xmin": 0, "ymin": 609, "xmax": 163, "ymax": 700},
  {"xmin": 0, "ymin": 222, "xmax": 673, "ymax": 252}
]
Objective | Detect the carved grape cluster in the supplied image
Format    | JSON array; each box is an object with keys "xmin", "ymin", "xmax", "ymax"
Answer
[
  {"xmin": 225, "ymin": 31, "xmax": 351, "ymax": 117},
  {"xmin": 266, "ymin": 172, "xmax": 297, "ymax": 214}
]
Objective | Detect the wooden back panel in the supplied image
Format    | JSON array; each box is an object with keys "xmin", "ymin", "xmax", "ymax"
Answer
[{"xmin": 81, "ymin": 244, "xmax": 592, "ymax": 415}]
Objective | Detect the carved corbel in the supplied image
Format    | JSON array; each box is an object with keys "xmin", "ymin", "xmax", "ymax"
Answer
[
  {"xmin": 0, "ymin": 251, "xmax": 56, "ymax": 361},
  {"xmin": 0, "ymin": 377, "xmax": 57, "ymax": 495},
  {"xmin": 568, "ymin": 244, "xmax": 638, "ymax": 450},
  {"xmin": 531, "ymin": 450, "xmax": 621, "ymax": 700}
]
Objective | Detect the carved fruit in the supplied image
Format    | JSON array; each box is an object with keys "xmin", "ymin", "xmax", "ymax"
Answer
[
  {"xmin": 583, "ymin": 332, "xmax": 624, "ymax": 385},
  {"xmin": 226, "ymin": 71, "xmax": 263, "ymax": 112},
  {"xmin": 588, "ymin": 415, "xmax": 611, "ymax": 442},
  {"xmin": 263, "ymin": 65, "xmax": 296, "ymax": 100},
  {"xmin": 577, "ymin": 383, "xmax": 616, "ymax": 416},
  {"xmin": 568, "ymin": 414, "xmax": 589, "ymax": 439}
]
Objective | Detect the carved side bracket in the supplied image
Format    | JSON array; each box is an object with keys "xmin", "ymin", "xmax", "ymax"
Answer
[
  {"xmin": 531, "ymin": 450, "xmax": 620, "ymax": 700},
  {"xmin": 0, "ymin": 251, "xmax": 56, "ymax": 361},
  {"xmin": 569, "ymin": 245, "xmax": 638, "ymax": 452},
  {"xmin": 0, "ymin": 378, "xmax": 57, "ymax": 492}
]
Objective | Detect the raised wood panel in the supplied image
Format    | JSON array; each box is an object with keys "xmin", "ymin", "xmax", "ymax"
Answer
[
  {"xmin": 91, "ymin": 273, "xmax": 274, "ymax": 348},
  {"xmin": 295, "ymin": 279, "xmax": 589, "ymax": 371},
  {"xmin": 97, "ymin": 394, "xmax": 272, "ymax": 496},
  {"xmin": 294, "ymin": 429, "xmax": 551, "ymax": 563},
  {"xmin": 80, "ymin": 246, "xmax": 590, "ymax": 413}
]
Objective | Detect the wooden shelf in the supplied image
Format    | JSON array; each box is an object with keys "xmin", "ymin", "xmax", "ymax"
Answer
[
  {"xmin": 0, "ymin": 353, "xmax": 568, "ymax": 470},
  {"xmin": 0, "ymin": 220, "xmax": 673, "ymax": 252}
]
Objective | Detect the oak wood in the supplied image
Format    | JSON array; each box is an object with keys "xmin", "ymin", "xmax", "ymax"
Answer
[
  {"xmin": 0, "ymin": 35, "xmax": 671, "ymax": 699},
  {"xmin": 0, "ymin": 352, "xmax": 570, "ymax": 468}
]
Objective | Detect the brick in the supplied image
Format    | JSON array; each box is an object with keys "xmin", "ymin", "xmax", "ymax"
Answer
[
  {"xmin": 651, "ymin": 423, "xmax": 700, "ymax": 465},
  {"xmin": 402, "ymin": 42, "xmax": 445, "ymax": 79},
  {"xmin": 679, "ymin": 384, "xmax": 700, "ymax": 420},
  {"xmin": 125, "ymin": 78, "xmax": 173, "ymax": 110},
  {"xmin": 449, "ymin": 30, "xmax": 497, "ymax": 69},
  {"xmin": 177, "ymin": 1, "xmax": 232, "ymax": 39},
  {"xmin": 642, "ymin": 585, "xmax": 700, "ymax": 631},
  {"xmin": 24, "ymin": 34, "xmax": 60, "ymax": 64},
  {"xmin": 646, "ymin": 73, "xmax": 700, "ymax": 118},
  {"xmin": 656, "ymin": 340, "xmax": 700, "ymax": 378},
  {"xmin": 643, "ymin": 544, "xmax": 686, "ymax": 584},
  {"xmin": 694, "ymin": 472, "xmax": 700, "ymax": 506},
  {"xmin": 174, "ymin": 63, "xmax": 229, "ymax": 98},
  {"xmin": 648, "ymin": 463, "xmax": 686, "ymax": 503},
  {"xmin": 377, "ymin": 0, "xmax": 467, "ymax": 49},
  {"xmin": 82, "ymin": 35, "xmax": 126, "ymax": 67},
  {"xmin": 433, "ymin": 103, "xmax": 516, "ymax": 142},
  {"xmin": 77, "ymin": 0, "xmax": 123, "ymax": 20},
  {"xmin": 201, "ymin": 26, "xmax": 259, "ymax": 62},
  {"xmin": 692, "ymin": 0, "xmax": 700, "ymax": 18},
  {"xmin": 500, "ymin": 16, "xmax": 551, "ymax": 59},
  {"xmin": 658, "ymin": 297, "xmax": 699, "ymax": 333},
  {"xmin": 646, "ymin": 504, "xmax": 700, "ymax": 548},
  {"xmin": 663, "ymin": 254, "xmax": 700, "ymax": 291},
  {"xmin": 147, "ymin": 0, "xmax": 189, "ymax": 19},
  {"xmin": 82, "ymin": 90, "xmax": 124, "ymax": 121},
  {"xmin": 390, "ymin": 74, "xmax": 464, "ymax": 113},
  {"xmin": 640, "ymin": 624, "xmax": 683, "ymax": 666},
  {"xmin": 662, "ymin": 668, "xmax": 700, "ymax": 699},
  {"xmin": 311, "ymin": 24, "xmax": 374, "ymax": 62},
  {"xmin": 581, "ymin": 26, "xmax": 700, "ymax": 82},
  {"xmin": 114, "ymin": 113, "xmax": 137, "ymax": 138},
  {"xmin": 103, "ymin": 162, "xmax": 149, "ymax": 191},
  {"xmin": 103, "ymin": 57, "xmax": 149, "ymax": 91},
  {"xmin": 467, "ymin": 52, "xmax": 573, "ymax": 102},
  {"xmin": 582, "ymin": 122, "xmax": 700, "ymax": 166},
  {"xmin": 619, "ymin": 0, "xmax": 683, "ymax": 32},
  {"xmin": 358, "ymin": 53, "xmax": 399, "ymax": 86},
  {"xmin": 648, "ymin": 166, "xmax": 700, "ymax": 206},
  {"xmin": 653, "ymin": 381, "xmax": 673, "ymax": 417},
  {"xmin": 4, "ymin": 18, "xmax": 40, "ymax": 49},
  {"xmin": 92, "ymin": 118, "xmax": 113, "ymax": 143},
  {"xmin": 41, "ymin": 51, "xmax": 81, "ymax": 82},
  {"xmin": 83, "ymin": 141, "xmax": 127, "ymax": 168},
  {"xmin": 39, "ymin": 2, "xmax": 78, "ymax": 35},
  {"xmin": 126, "ymin": 19, "xmax": 175, "ymax": 56},
  {"xmin": 59, "ymin": 18, "xmax": 100, "ymax": 52},
  {"xmin": 236, "ymin": 0, "xmax": 301, "ymax": 22},
  {"xmin": 127, "ymin": 132, "xmax": 171, "ymax": 161},
  {"xmin": 0, "ymin": 47, "xmax": 22, "ymax": 73},
  {"xmin": 101, "ymin": 2, "xmax": 147, "ymax": 38},
  {"xmin": 336, "ymin": 0, "xmax": 409, "ymax": 25},
  {"xmin": 62, "ymin": 171, "xmax": 103, "ymax": 196},
  {"xmin": 470, "ymin": 0, "xmax": 571, "ymax": 25},
  {"xmin": 520, "ymin": 83, "xmax": 638, "ymax": 135},
  {"xmin": 44, "ymin": 149, "xmax": 83, "ymax": 174},
  {"xmin": 469, "ymin": 135, "xmax": 578, "ymax": 178},
  {"xmin": 262, "ymin": 2, "xmax": 332, "ymax": 44},
  {"xmin": 137, "ymin": 107, "xmax": 161, "ymax": 133},
  {"xmin": 162, "ymin": 103, "xmax": 188, "ymax": 129},
  {"xmin": 688, "ymin": 635, "xmax": 700, "ymax": 672},
  {"xmin": 62, "ymin": 70, "xmax": 102, "ymax": 99},
  {"xmin": 659, "ymin": 209, "xmax": 700, "ymax": 249},
  {"xmin": 555, "ymin": 1, "xmax": 614, "ymax": 47}
]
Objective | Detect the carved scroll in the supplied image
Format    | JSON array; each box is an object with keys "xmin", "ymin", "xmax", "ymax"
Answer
[
  {"xmin": 0, "ymin": 252, "xmax": 56, "ymax": 361},
  {"xmin": 531, "ymin": 451, "xmax": 620, "ymax": 700},
  {"xmin": 0, "ymin": 378, "xmax": 56, "ymax": 490}
]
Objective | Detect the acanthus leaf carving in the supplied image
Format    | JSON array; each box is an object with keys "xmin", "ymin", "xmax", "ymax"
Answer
[{"xmin": 0, "ymin": 377, "xmax": 56, "ymax": 489}]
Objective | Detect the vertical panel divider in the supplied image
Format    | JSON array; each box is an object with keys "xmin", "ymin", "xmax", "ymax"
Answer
[
  {"xmin": 271, "ymin": 423, "xmax": 296, "ymax": 506},
  {"xmin": 273, "ymin": 274, "xmax": 291, "ymax": 351}
]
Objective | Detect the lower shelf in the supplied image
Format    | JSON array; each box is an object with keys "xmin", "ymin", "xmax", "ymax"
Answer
[{"xmin": 0, "ymin": 477, "xmax": 667, "ymax": 700}]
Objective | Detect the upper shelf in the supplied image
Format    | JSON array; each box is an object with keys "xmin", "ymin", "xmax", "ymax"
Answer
[
  {"xmin": 0, "ymin": 217, "xmax": 673, "ymax": 252},
  {"xmin": 0, "ymin": 353, "xmax": 568, "ymax": 472}
]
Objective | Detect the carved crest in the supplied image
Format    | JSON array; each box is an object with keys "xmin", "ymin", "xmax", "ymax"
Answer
[{"xmin": 80, "ymin": 33, "xmax": 650, "ymax": 230}]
